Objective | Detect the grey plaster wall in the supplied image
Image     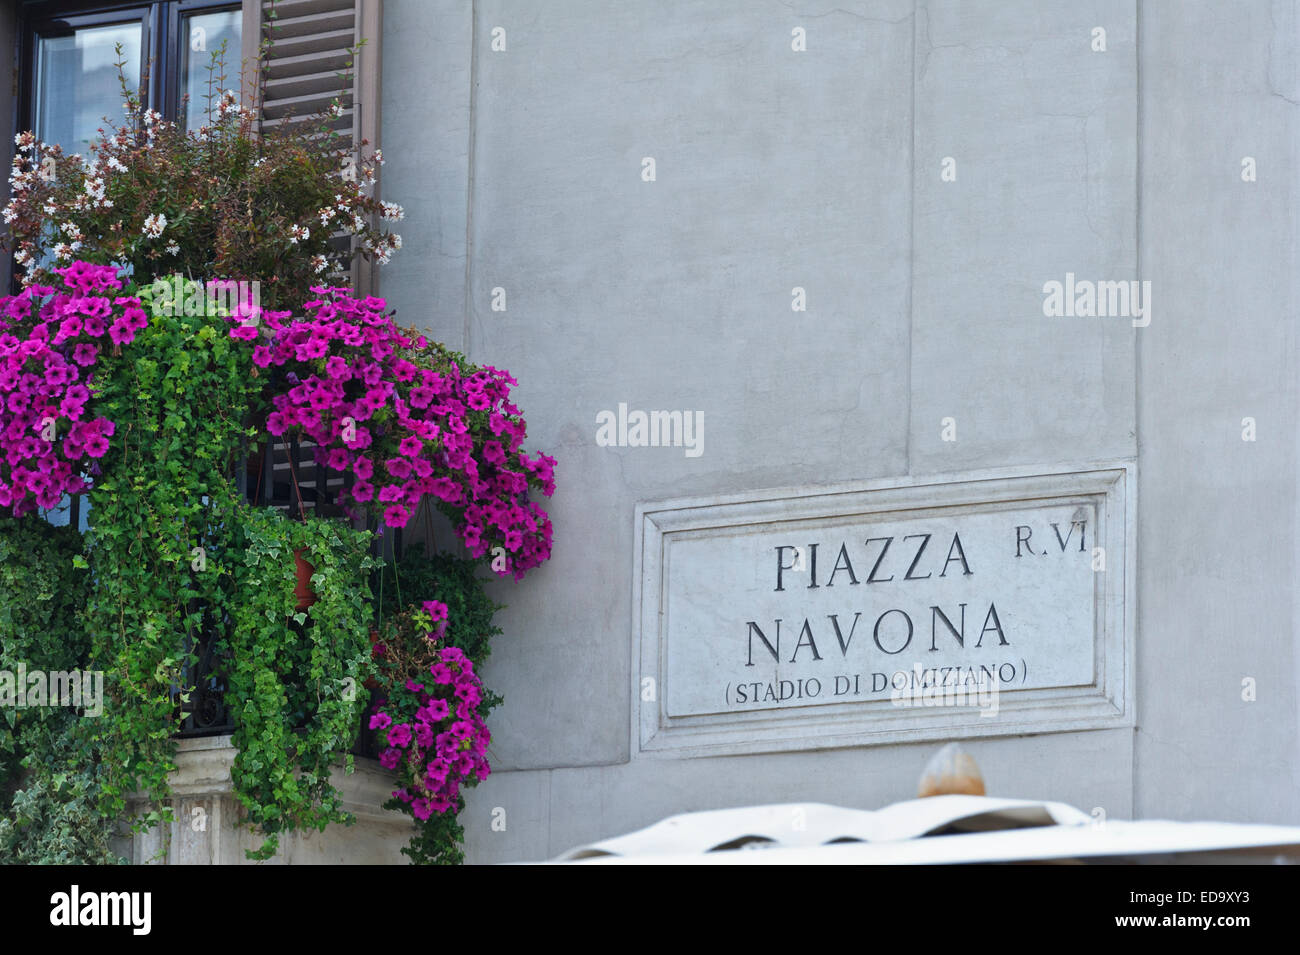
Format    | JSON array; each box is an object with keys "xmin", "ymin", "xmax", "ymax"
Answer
[
  {"xmin": 1136, "ymin": 0, "xmax": 1299, "ymax": 824},
  {"xmin": 380, "ymin": 0, "xmax": 1299, "ymax": 861}
]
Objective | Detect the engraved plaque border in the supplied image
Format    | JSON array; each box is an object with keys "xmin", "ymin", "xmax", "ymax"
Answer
[{"xmin": 633, "ymin": 463, "xmax": 1136, "ymax": 758}]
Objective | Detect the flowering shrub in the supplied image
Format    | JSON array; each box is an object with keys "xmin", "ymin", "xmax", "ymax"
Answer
[
  {"xmin": 374, "ymin": 546, "xmax": 504, "ymax": 864},
  {"xmin": 241, "ymin": 288, "xmax": 557, "ymax": 579},
  {"xmin": 4, "ymin": 82, "xmax": 400, "ymax": 307},
  {"xmin": 369, "ymin": 605, "xmax": 492, "ymax": 840},
  {"xmin": 0, "ymin": 262, "xmax": 137, "ymax": 514}
]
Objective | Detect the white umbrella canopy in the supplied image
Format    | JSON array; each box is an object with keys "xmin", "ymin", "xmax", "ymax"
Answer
[
  {"xmin": 554, "ymin": 800, "xmax": 1300, "ymax": 864},
  {"xmin": 550, "ymin": 746, "xmax": 1300, "ymax": 864},
  {"xmin": 555, "ymin": 795, "xmax": 1092, "ymax": 860}
]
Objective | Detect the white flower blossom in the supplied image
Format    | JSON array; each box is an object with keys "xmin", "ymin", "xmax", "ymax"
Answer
[
  {"xmin": 310, "ymin": 254, "xmax": 328, "ymax": 274},
  {"xmin": 379, "ymin": 202, "xmax": 405, "ymax": 221},
  {"xmin": 13, "ymin": 249, "xmax": 32, "ymax": 266},
  {"xmin": 217, "ymin": 91, "xmax": 240, "ymax": 118},
  {"xmin": 2, "ymin": 204, "xmax": 18, "ymax": 224},
  {"xmin": 53, "ymin": 243, "xmax": 71, "ymax": 261},
  {"xmin": 318, "ymin": 207, "xmax": 335, "ymax": 227},
  {"xmin": 288, "ymin": 224, "xmax": 310, "ymax": 245},
  {"xmin": 143, "ymin": 212, "xmax": 167, "ymax": 238},
  {"xmin": 107, "ymin": 156, "xmax": 127, "ymax": 173},
  {"xmin": 166, "ymin": 241, "xmax": 179, "ymax": 255}
]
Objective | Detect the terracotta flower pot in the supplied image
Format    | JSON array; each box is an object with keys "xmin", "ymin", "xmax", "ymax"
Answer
[{"xmin": 293, "ymin": 547, "xmax": 317, "ymax": 611}]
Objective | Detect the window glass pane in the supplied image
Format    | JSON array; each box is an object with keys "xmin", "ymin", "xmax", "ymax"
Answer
[
  {"xmin": 40, "ymin": 495, "xmax": 89, "ymax": 533},
  {"xmin": 35, "ymin": 22, "xmax": 143, "ymax": 154},
  {"xmin": 181, "ymin": 9, "xmax": 242, "ymax": 132}
]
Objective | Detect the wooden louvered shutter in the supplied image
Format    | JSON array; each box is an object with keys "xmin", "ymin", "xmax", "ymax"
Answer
[
  {"xmin": 237, "ymin": 0, "xmax": 382, "ymax": 520},
  {"xmin": 239, "ymin": 0, "xmax": 383, "ymax": 297}
]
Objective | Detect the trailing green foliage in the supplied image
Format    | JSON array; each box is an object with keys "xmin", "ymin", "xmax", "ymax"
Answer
[
  {"xmin": 0, "ymin": 766, "xmax": 123, "ymax": 864},
  {"xmin": 82, "ymin": 284, "xmax": 259, "ymax": 827},
  {"xmin": 227, "ymin": 507, "xmax": 376, "ymax": 860},
  {"xmin": 394, "ymin": 807, "xmax": 467, "ymax": 867},
  {"xmin": 0, "ymin": 518, "xmax": 89, "ymax": 759},
  {"xmin": 0, "ymin": 516, "xmax": 122, "ymax": 863},
  {"xmin": 76, "ymin": 282, "xmax": 380, "ymax": 859}
]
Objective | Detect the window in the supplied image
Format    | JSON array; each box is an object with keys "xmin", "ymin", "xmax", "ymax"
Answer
[
  {"xmin": 33, "ymin": 15, "xmax": 145, "ymax": 154},
  {"xmin": 177, "ymin": 6, "xmax": 242, "ymax": 131},
  {"xmin": 19, "ymin": 0, "xmax": 243, "ymax": 153}
]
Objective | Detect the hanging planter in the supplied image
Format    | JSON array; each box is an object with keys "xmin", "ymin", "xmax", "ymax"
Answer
[
  {"xmin": 292, "ymin": 547, "xmax": 317, "ymax": 610},
  {"xmin": 286, "ymin": 435, "xmax": 318, "ymax": 612}
]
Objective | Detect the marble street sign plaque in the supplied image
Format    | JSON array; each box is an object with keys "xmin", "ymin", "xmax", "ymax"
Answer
[{"xmin": 634, "ymin": 465, "xmax": 1133, "ymax": 757}]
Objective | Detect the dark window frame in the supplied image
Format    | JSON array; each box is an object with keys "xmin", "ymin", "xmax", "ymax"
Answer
[
  {"xmin": 163, "ymin": 0, "xmax": 247, "ymax": 128},
  {"xmin": 16, "ymin": 0, "xmax": 243, "ymax": 145}
]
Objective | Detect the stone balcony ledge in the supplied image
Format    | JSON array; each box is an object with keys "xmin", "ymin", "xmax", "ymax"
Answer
[{"xmin": 117, "ymin": 735, "xmax": 413, "ymax": 864}]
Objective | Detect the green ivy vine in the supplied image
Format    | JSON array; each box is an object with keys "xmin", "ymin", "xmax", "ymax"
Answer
[
  {"xmin": 227, "ymin": 506, "xmax": 376, "ymax": 860},
  {"xmin": 82, "ymin": 282, "xmax": 258, "ymax": 831},
  {"xmin": 0, "ymin": 516, "xmax": 121, "ymax": 863},
  {"xmin": 72, "ymin": 280, "xmax": 382, "ymax": 859}
]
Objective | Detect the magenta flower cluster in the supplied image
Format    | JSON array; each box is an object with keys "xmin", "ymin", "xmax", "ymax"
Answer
[
  {"xmin": 238, "ymin": 287, "xmax": 556, "ymax": 579},
  {"xmin": 0, "ymin": 262, "xmax": 138, "ymax": 514},
  {"xmin": 370, "ymin": 609, "xmax": 490, "ymax": 819}
]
